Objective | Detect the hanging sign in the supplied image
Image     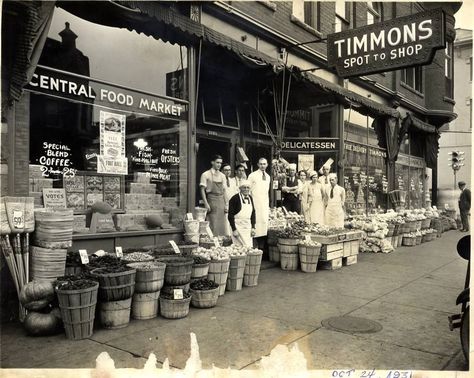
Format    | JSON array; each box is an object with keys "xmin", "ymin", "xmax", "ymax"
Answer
[
  {"xmin": 327, "ymin": 8, "xmax": 445, "ymax": 77},
  {"xmin": 169, "ymin": 240, "xmax": 181, "ymax": 254},
  {"xmin": 79, "ymin": 249, "xmax": 89, "ymax": 264},
  {"xmin": 298, "ymin": 154, "xmax": 314, "ymax": 173},
  {"xmin": 115, "ymin": 246, "xmax": 123, "ymax": 258}
]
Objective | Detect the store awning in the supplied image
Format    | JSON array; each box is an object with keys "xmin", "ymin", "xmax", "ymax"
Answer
[{"xmin": 402, "ymin": 113, "xmax": 438, "ymax": 134}]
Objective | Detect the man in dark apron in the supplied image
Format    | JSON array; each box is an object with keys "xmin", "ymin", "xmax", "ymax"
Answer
[
  {"xmin": 282, "ymin": 163, "xmax": 302, "ymax": 213},
  {"xmin": 199, "ymin": 155, "xmax": 227, "ymax": 236}
]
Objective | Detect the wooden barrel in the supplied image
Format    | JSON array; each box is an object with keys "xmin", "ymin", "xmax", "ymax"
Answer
[
  {"xmin": 190, "ymin": 287, "xmax": 219, "ymax": 308},
  {"xmin": 178, "ymin": 244, "xmax": 199, "ymax": 256},
  {"xmin": 90, "ymin": 268, "xmax": 136, "ymax": 302},
  {"xmin": 244, "ymin": 250, "xmax": 262, "ymax": 287},
  {"xmin": 191, "ymin": 262, "xmax": 210, "ymax": 281},
  {"xmin": 269, "ymin": 246, "xmax": 280, "ymax": 262},
  {"xmin": 161, "ymin": 282, "xmax": 190, "ymax": 296},
  {"xmin": 131, "ymin": 291, "xmax": 160, "ymax": 320},
  {"xmin": 280, "ymin": 250, "xmax": 299, "ymax": 271},
  {"xmin": 184, "ymin": 220, "xmax": 200, "ymax": 234},
  {"xmin": 226, "ymin": 255, "xmax": 246, "ymax": 292},
  {"xmin": 99, "ymin": 298, "xmax": 132, "ymax": 329},
  {"xmin": 207, "ymin": 259, "xmax": 230, "ymax": 296},
  {"xmin": 298, "ymin": 245, "xmax": 321, "ymax": 273},
  {"xmin": 55, "ymin": 281, "xmax": 98, "ymax": 340},
  {"xmin": 278, "ymin": 238, "xmax": 299, "ymax": 254},
  {"xmin": 159, "ymin": 296, "xmax": 191, "ymax": 319},
  {"xmin": 126, "ymin": 262, "xmax": 165, "ymax": 293},
  {"xmin": 155, "ymin": 256, "xmax": 193, "ymax": 285},
  {"xmin": 30, "ymin": 246, "xmax": 67, "ymax": 282}
]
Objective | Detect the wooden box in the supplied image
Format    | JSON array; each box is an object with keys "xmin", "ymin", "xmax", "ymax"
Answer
[
  {"xmin": 343, "ymin": 255, "xmax": 358, "ymax": 266},
  {"xmin": 343, "ymin": 242, "xmax": 352, "ymax": 257},
  {"xmin": 318, "ymin": 258, "xmax": 342, "ymax": 270},
  {"xmin": 320, "ymin": 249, "xmax": 343, "ymax": 261},
  {"xmin": 350, "ymin": 240, "xmax": 360, "ymax": 255}
]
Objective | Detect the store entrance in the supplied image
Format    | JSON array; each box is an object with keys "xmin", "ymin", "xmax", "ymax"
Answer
[
  {"xmin": 245, "ymin": 141, "xmax": 273, "ymax": 174},
  {"xmin": 195, "ymin": 136, "xmax": 232, "ymax": 206}
]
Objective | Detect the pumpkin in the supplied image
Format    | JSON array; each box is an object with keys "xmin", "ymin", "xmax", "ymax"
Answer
[
  {"xmin": 19, "ymin": 280, "xmax": 55, "ymax": 311},
  {"xmin": 146, "ymin": 214, "xmax": 163, "ymax": 228},
  {"xmin": 24, "ymin": 310, "xmax": 63, "ymax": 336},
  {"xmin": 91, "ymin": 201, "xmax": 112, "ymax": 214}
]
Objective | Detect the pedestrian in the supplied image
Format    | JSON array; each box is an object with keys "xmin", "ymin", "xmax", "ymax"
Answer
[
  {"xmin": 199, "ymin": 154, "xmax": 227, "ymax": 236},
  {"xmin": 228, "ymin": 180, "xmax": 256, "ymax": 247},
  {"xmin": 298, "ymin": 170, "xmax": 308, "ymax": 215},
  {"xmin": 282, "ymin": 163, "xmax": 302, "ymax": 213},
  {"xmin": 324, "ymin": 173, "xmax": 346, "ymax": 228},
  {"xmin": 248, "ymin": 158, "xmax": 271, "ymax": 249},
  {"xmin": 302, "ymin": 170, "xmax": 326, "ymax": 225},
  {"xmin": 458, "ymin": 181, "xmax": 471, "ymax": 232}
]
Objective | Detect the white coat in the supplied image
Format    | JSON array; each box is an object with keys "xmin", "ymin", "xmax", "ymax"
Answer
[{"xmin": 248, "ymin": 169, "xmax": 270, "ymax": 237}]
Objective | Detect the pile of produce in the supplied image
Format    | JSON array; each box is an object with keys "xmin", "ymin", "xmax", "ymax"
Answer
[
  {"xmin": 347, "ymin": 216, "xmax": 388, "ymax": 237},
  {"xmin": 193, "ymin": 245, "xmax": 262, "ymax": 261},
  {"xmin": 403, "ymin": 231, "xmax": 422, "ymax": 238},
  {"xmin": 359, "ymin": 237, "xmax": 393, "ymax": 253},
  {"xmin": 126, "ymin": 261, "xmax": 162, "ymax": 271},
  {"xmin": 87, "ymin": 254, "xmax": 128, "ymax": 270},
  {"xmin": 160, "ymin": 292, "xmax": 191, "ymax": 300},
  {"xmin": 190, "ymin": 279, "xmax": 219, "ymax": 290},
  {"xmin": 298, "ymin": 239, "xmax": 322, "ymax": 247},
  {"xmin": 54, "ymin": 275, "xmax": 97, "ymax": 291},
  {"xmin": 199, "ymin": 235, "xmax": 232, "ymax": 246},
  {"xmin": 192, "ymin": 256, "xmax": 210, "ymax": 265},
  {"xmin": 65, "ymin": 251, "xmax": 83, "ymax": 267},
  {"xmin": 268, "ymin": 207, "xmax": 287, "ymax": 229},
  {"xmin": 122, "ymin": 252, "xmax": 154, "ymax": 262},
  {"xmin": 277, "ymin": 227, "xmax": 302, "ymax": 239},
  {"xmin": 420, "ymin": 228, "xmax": 436, "ymax": 235}
]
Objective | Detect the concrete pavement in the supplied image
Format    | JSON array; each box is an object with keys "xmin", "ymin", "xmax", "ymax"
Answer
[{"xmin": 0, "ymin": 230, "xmax": 469, "ymax": 371}]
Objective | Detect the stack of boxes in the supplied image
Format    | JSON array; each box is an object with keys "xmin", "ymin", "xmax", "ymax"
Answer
[{"xmin": 312, "ymin": 230, "xmax": 363, "ymax": 270}]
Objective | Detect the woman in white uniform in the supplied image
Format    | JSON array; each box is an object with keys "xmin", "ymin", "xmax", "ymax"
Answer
[
  {"xmin": 227, "ymin": 180, "xmax": 256, "ymax": 247},
  {"xmin": 248, "ymin": 158, "xmax": 271, "ymax": 239},
  {"xmin": 324, "ymin": 173, "xmax": 346, "ymax": 228},
  {"xmin": 302, "ymin": 171, "xmax": 326, "ymax": 225}
]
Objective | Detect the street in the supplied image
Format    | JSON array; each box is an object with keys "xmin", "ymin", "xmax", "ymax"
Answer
[{"xmin": 0, "ymin": 230, "xmax": 468, "ymax": 371}]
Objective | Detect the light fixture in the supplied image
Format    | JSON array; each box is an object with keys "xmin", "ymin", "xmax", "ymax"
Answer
[{"xmin": 134, "ymin": 138, "xmax": 148, "ymax": 149}]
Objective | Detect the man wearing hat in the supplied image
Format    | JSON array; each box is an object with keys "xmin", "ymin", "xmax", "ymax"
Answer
[
  {"xmin": 458, "ymin": 181, "xmax": 471, "ymax": 232},
  {"xmin": 282, "ymin": 163, "xmax": 302, "ymax": 213},
  {"xmin": 227, "ymin": 180, "xmax": 256, "ymax": 247}
]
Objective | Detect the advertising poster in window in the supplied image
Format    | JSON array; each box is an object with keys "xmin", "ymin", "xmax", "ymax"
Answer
[
  {"xmin": 298, "ymin": 154, "xmax": 314, "ymax": 173},
  {"xmin": 97, "ymin": 110, "xmax": 128, "ymax": 175}
]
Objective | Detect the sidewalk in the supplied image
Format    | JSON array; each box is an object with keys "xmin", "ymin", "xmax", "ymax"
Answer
[{"xmin": 0, "ymin": 230, "xmax": 469, "ymax": 371}]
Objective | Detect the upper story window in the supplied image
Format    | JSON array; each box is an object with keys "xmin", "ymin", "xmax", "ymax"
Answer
[
  {"xmin": 303, "ymin": 1, "xmax": 320, "ymax": 31},
  {"xmin": 335, "ymin": 0, "xmax": 349, "ymax": 32},
  {"xmin": 291, "ymin": 0, "xmax": 322, "ymax": 35},
  {"xmin": 367, "ymin": 1, "xmax": 381, "ymax": 25},
  {"xmin": 445, "ymin": 42, "xmax": 454, "ymax": 99},
  {"xmin": 401, "ymin": 66, "xmax": 423, "ymax": 94}
]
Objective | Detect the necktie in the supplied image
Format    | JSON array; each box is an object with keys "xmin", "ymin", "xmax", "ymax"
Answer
[
  {"xmin": 262, "ymin": 172, "xmax": 266, "ymax": 181},
  {"xmin": 226, "ymin": 177, "xmax": 230, "ymax": 187},
  {"xmin": 330, "ymin": 186, "xmax": 334, "ymax": 199},
  {"xmin": 245, "ymin": 196, "xmax": 250, "ymax": 204},
  {"xmin": 325, "ymin": 177, "xmax": 328, "ymax": 184}
]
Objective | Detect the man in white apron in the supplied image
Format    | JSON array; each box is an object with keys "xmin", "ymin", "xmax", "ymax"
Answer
[
  {"xmin": 324, "ymin": 173, "xmax": 346, "ymax": 228},
  {"xmin": 227, "ymin": 180, "xmax": 256, "ymax": 247},
  {"xmin": 248, "ymin": 158, "xmax": 270, "ymax": 248}
]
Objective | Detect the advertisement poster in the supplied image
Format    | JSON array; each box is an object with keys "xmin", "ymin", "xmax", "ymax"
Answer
[
  {"xmin": 98, "ymin": 110, "xmax": 128, "ymax": 175},
  {"xmin": 42, "ymin": 188, "xmax": 67, "ymax": 209},
  {"xmin": 298, "ymin": 154, "xmax": 314, "ymax": 173},
  {"xmin": 97, "ymin": 155, "xmax": 128, "ymax": 175}
]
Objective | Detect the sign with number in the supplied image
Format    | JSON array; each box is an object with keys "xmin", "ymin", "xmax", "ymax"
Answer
[
  {"xmin": 12, "ymin": 210, "xmax": 24, "ymax": 230},
  {"xmin": 213, "ymin": 237, "xmax": 220, "ymax": 248},
  {"xmin": 173, "ymin": 289, "xmax": 183, "ymax": 300},
  {"xmin": 79, "ymin": 249, "xmax": 89, "ymax": 264},
  {"xmin": 115, "ymin": 246, "xmax": 123, "ymax": 258},
  {"xmin": 169, "ymin": 240, "xmax": 181, "ymax": 254}
]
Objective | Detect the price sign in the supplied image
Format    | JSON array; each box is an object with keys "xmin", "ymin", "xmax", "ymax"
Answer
[
  {"xmin": 169, "ymin": 240, "xmax": 181, "ymax": 254},
  {"xmin": 12, "ymin": 210, "xmax": 24, "ymax": 229},
  {"xmin": 272, "ymin": 180, "xmax": 279, "ymax": 190},
  {"xmin": 79, "ymin": 249, "xmax": 89, "ymax": 264},
  {"xmin": 305, "ymin": 234, "xmax": 311, "ymax": 241},
  {"xmin": 213, "ymin": 237, "xmax": 220, "ymax": 248},
  {"xmin": 206, "ymin": 226, "xmax": 214, "ymax": 238},
  {"xmin": 173, "ymin": 289, "xmax": 183, "ymax": 300},
  {"xmin": 338, "ymin": 234, "xmax": 347, "ymax": 241},
  {"xmin": 185, "ymin": 213, "xmax": 194, "ymax": 220},
  {"xmin": 115, "ymin": 246, "xmax": 123, "ymax": 258}
]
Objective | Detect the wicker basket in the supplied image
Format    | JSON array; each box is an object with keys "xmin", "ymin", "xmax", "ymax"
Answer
[
  {"xmin": 190, "ymin": 287, "xmax": 219, "ymax": 308},
  {"xmin": 207, "ymin": 259, "xmax": 230, "ymax": 296},
  {"xmin": 298, "ymin": 244, "xmax": 321, "ymax": 273},
  {"xmin": 127, "ymin": 262, "xmax": 166, "ymax": 293},
  {"xmin": 191, "ymin": 262, "xmax": 210, "ymax": 281},
  {"xmin": 155, "ymin": 256, "xmax": 193, "ymax": 285},
  {"xmin": 386, "ymin": 224, "xmax": 395, "ymax": 237},
  {"xmin": 278, "ymin": 238, "xmax": 299, "ymax": 254},
  {"xmin": 30, "ymin": 246, "xmax": 67, "ymax": 282},
  {"xmin": 90, "ymin": 268, "xmax": 136, "ymax": 302},
  {"xmin": 269, "ymin": 246, "xmax": 280, "ymax": 262},
  {"xmin": 421, "ymin": 218, "xmax": 431, "ymax": 229},
  {"xmin": 415, "ymin": 235, "xmax": 422, "ymax": 245},
  {"xmin": 161, "ymin": 282, "xmax": 190, "ymax": 296},
  {"xmin": 227, "ymin": 255, "xmax": 246, "ymax": 292},
  {"xmin": 159, "ymin": 296, "xmax": 191, "ymax": 319},
  {"xmin": 403, "ymin": 236, "xmax": 417, "ymax": 246},
  {"xmin": 244, "ymin": 250, "xmax": 263, "ymax": 287}
]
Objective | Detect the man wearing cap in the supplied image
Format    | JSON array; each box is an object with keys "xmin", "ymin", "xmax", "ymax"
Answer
[
  {"xmin": 228, "ymin": 180, "xmax": 256, "ymax": 247},
  {"xmin": 319, "ymin": 164, "xmax": 331, "ymax": 187},
  {"xmin": 458, "ymin": 181, "xmax": 471, "ymax": 232},
  {"xmin": 282, "ymin": 163, "xmax": 302, "ymax": 213}
]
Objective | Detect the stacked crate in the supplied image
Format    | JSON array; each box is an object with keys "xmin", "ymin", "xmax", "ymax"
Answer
[{"xmin": 312, "ymin": 231, "xmax": 363, "ymax": 270}]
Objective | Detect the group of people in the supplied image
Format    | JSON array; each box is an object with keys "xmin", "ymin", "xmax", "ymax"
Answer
[
  {"xmin": 281, "ymin": 163, "xmax": 345, "ymax": 229},
  {"xmin": 199, "ymin": 155, "xmax": 346, "ymax": 249}
]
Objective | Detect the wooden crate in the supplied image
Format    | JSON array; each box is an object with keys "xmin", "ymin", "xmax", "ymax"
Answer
[
  {"xmin": 343, "ymin": 242, "xmax": 351, "ymax": 257},
  {"xmin": 350, "ymin": 240, "xmax": 360, "ymax": 255},
  {"xmin": 320, "ymin": 249, "xmax": 343, "ymax": 261},
  {"xmin": 318, "ymin": 258, "xmax": 342, "ymax": 270},
  {"xmin": 343, "ymin": 255, "xmax": 358, "ymax": 266},
  {"xmin": 320, "ymin": 242, "xmax": 344, "ymax": 254}
]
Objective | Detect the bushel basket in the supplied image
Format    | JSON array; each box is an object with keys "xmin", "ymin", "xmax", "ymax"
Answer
[{"xmin": 91, "ymin": 268, "xmax": 136, "ymax": 302}]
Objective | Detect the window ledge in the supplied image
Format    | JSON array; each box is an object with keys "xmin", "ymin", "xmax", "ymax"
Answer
[
  {"xmin": 400, "ymin": 82, "xmax": 424, "ymax": 98},
  {"xmin": 443, "ymin": 96, "xmax": 456, "ymax": 105},
  {"xmin": 257, "ymin": 1, "xmax": 276, "ymax": 11},
  {"xmin": 290, "ymin": 15, "xmax": 323, "ymax": 38}
]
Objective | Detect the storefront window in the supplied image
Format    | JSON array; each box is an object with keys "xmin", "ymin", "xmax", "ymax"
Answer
[
  {"xmin": 395, "ymin": 154, "xmax": 426, "ymax": 209},
  {"xmin": 285, "ymin": 105, "xmax": 338, "ymax": 138},
  {"xmin": 26, "ymin": 7, "xmax": 189, "ymax": 226}
]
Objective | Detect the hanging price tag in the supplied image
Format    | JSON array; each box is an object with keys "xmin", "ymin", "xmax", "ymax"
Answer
[
  {"xmin": 206, "ymin": 226, "xmax": 214, "ymax": 238},
  {"xmin": 115, "ymin": 246, "xmax": 123, "ymax": 258},
  {"xmin": 213, "ymin": 237, "xmax": 220, "ymax": 248},
  {"xmin": 79, "ymin": 249, "xmax": 89, "ymax": 264},
  {"xmin": 305, "ymin": 234, "xmax": 311, "ymax": 241},
  {"xmin": 185, "ymin": 213, "xmax": 194, "ymax": 220},
  {"xmin": 272, "ymin": 180, "xmax": 279, "ymax": 190},
  {"xmin": 173, "ymin": 289, "xmax": 184, "ymax": 300},
  {"xmin": 12, "ymin": 210, "xmax": 24, "ymax": 229},
  {"xmin": 169, "ymin": 240, "xmax": 181, "ymax": 254}
]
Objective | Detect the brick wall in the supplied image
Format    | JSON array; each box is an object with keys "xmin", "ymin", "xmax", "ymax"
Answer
[{"xmin": 12, "ymin": 92, "xmax": 30, "ymax": 196}]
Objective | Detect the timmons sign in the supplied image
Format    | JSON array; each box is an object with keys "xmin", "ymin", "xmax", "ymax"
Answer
[{"xmin": 327, "ymin": 8, "xmax": 445, "ymax": 78}]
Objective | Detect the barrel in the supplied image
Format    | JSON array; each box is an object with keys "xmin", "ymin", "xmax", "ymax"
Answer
[
  {"xmin": 98, "ymin": 298, "xmax": 132, "ymax": 329},
  {"xmin": 161, "ymin": 282, "xmax": 190, "ymax": 296},
  {"xmin": 268, "ymin": 246, "xmax": 279, "ymax": 262},
  {"xmin": 199, "ymin": 221, "xmax": 210, "ymax": 235},
  {"xmin": 177, "ymin": 243, "xmax": 199, "ymax": 256},
  {"xmin": 55, "ymin": 281, "xmax": 98, "ymax": 340},
  {"xmin": 226, "ymin": 255, "xmax": 246, "ymax": 292},
  {"xmin": 278, "ymin": 238, "xmax": 299, "ymax": 254},
  {"xmin": 190, "ymin": 287, "xmax": 219, "ymax": 308},
  {"xmin": 244, "ymin": 250, "xmax": 263, "ymax": 287},
  {"xmin": 90, "ymin": 268, "xmax": 136, "ymax": 302},
  {"xmin": 184, "ymin": 233, "xmax": 200, "ymax": 244},
  {"xmin": 155, "ymin": 256, "xmax": 193, "ymax": 285},
  {"xmin": 126, "ymin": 262, "xmax": 165, "ymax": 293},
  {"xmin": 267, "ymin": 230, "xmax": 279, "ymax": 246},
  {"xmin": 184, "ymin": 220, "xmax": 200, "ymax": 234},
  {"xmin": 30, "ymin": 246, "xmax": 67, "ymax": 282},
  {"xmin": 298, "ymin": 245, "xmax": 321, "ymax": 273},
  {"xmin": 159, "ymin": 296, "xmax": 191, "ymax": 319},
  {"xmin": 191, "ymin": 262, "xmax": 210, "ymax": 281},
  {"xmin": 193, "ymin": 207, "xmax": 208, "ymax": 221},
  {"xmin": 131, "ymin": 291, "xmax": 160, "ymax": 320},
  {"xmin": 280, "ymin": 250, "xmax": 299, "ymax": 271},
  {"xmin": 207, "ymin": 259, "xmax": 230, "ymax": 296}
]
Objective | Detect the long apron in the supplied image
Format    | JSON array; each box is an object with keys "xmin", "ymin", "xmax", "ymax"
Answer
[
  {"xmin": 307, "ymin": 184, "xmax": 325, "ymax": 225},
  {"xmin": 251, "ymin": 172, "xmax": 270, "ymax": 237},
  {"xmin": 325, "ymin": 187, "xmax": 344, "ymax": 228},
  {"xmin": 207, "ymin": 178, "xmax": 227, "ymax": 236},
  {"xmin": 231, "ymin": 195, "xmax": 253, "ymax": 247}
]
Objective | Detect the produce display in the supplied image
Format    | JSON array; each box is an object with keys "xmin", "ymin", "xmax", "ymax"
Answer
[
  {"xmin": 160, "ymin": 292, "xmax": 191, "ymax": 300},
  {"xmin": 193, "ymin": 256, "xmax": 210, "ymax": 265},
  {"xmin": 65, "ymin": 251, "xmax": 83, "ymax": 267},
  {"xmin": 190, "ymin": 279, "xmax": 219, "ymax": 291},
  {"xmin": 24, "ymin": 308, "xmax": 63, "ymax": 336},
  {"xmin": 276, "ymin": 227, "xmax": 302, "ymax": 239},
  {"xmin": 121, "ymin": 252, "xmax": 154, "ymax": 262},
  {"xmin": 290, "ymin": 220, "xmax": 345, "ymax": 236},
  {"xmin": 359, "ymin": 237, "xmax": 393, "ymax": 253},
  {"xmin": 298, "ymin": 239, "xmax": 322, "ymax": 247},
  {"xmin": 87, "ymin": 254, "xmax": 128, "ymax": 270},
  {"xmin": 193, "ymin": 245, "xmax": 261, "ymax": 261},
  {"xmin": 19, "ymin": 280, "xmax": 55, "ymax": 311},
  {"xmin": 54, "ymin": 276, "xmax": 98, "ymax": 291}
]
